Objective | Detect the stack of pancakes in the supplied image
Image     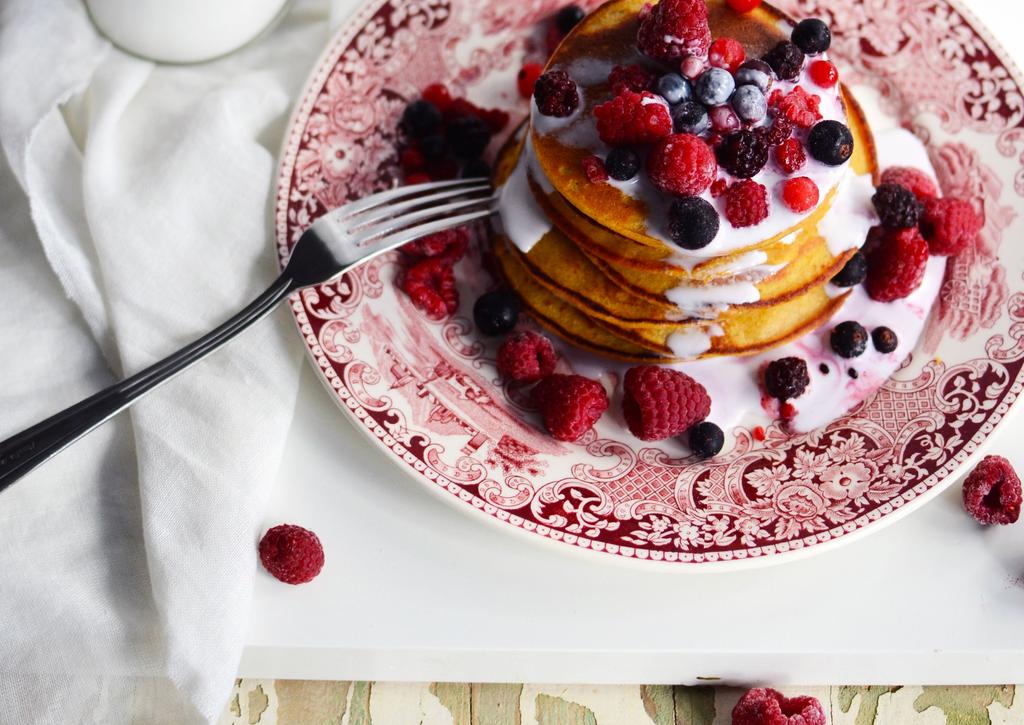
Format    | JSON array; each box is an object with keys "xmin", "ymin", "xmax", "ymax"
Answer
[{"xmin": 490, "ymin": 0, "xmax": 878, "ymax": 362}]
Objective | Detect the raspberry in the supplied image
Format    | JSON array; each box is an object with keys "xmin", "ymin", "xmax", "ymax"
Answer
[
  {"xmin": 727, "ymin": 0, "xmax": 762, "ymax": 10},
  {"xmin": 637, "ymin": 0, "xmax": 712, "ymax": 63},
  {"xmin": 864, "ymin": 227, "xmax": 929, "ymax": 302},
  {"xmin": 880, "ymin": 166, "xmax": 938, "ymax": 201},
  {"xmin": 775, "ymin": 86, "xmax": 822, "ymax": 129},
  {"xmin": 709, "ymin": 37, "xmax": 745, "ymax": 73},
  {"xmin": 497, "ymin": 331, "xmax": 557, "ymax": 383},
  {"xmin": 732, "ymin": 688, "xmax": 826, "ymax": 725},
  {"xmin": 775, "ymin": 137, "xmax": 806, "ymax": 174},
  {"xmin": 717, "ymin": 130, "xmax": 769, "ymax": 178},
  {"xmin": 594, "ymin": 91, "xmax": 673, "ymax": 146},
  {"xmin": 400, "ymin": 147, "xmax": 426, "ymax": 173},
  {"xmin": 764, "ymin": 357, "xmax": 810, "ymax": 400},
  {"xmin": 259, "ymin": 524, "xmax": 325, "ymax": 585},
  {"xmin": 760, "ymin": 115, "xmax": 794, "ymax": 146},
  {"xmin": 622, "ymin": 366, "xmax": 711, "ymax": 441},
  {"xmin": 402, "ymin": 227, "xmax": 469, "ymax": 261},
  {"xmin": 809, "ymin": 59, "xmax": 838, "ymax": 88},
  {"xmin": 711, "ymin": 178, "xmax": 729, "ymax": 197},
  {"xmin": 781, "ymin": 176, "xmax": 819, "ymax": 213},
  {"xmin": 532, "ymin": 374, "xmax": 608, "ymax": 441},
  {"xmin": 872, "ymin": 183, "xmax": 923, "ymax": 228},
  {"xmin": 582, "ymin": 155, "xmax": 609, "ymax": 183},
  {"xmin": 401, "ymin": 256, "xmax": 459, "ymax": 318},
  {"xmin": 920, "ymin": 197, "xmax": 982, "ymax": 256},
  {"xmin": 517, "ymin": 62, "xmax": 543, "ymax": 98},
  {"xmin": 724, "ymin": 179, "xmax": 769, "ymax": 228},
  {"xmin": 422, "ymin": 83, "xmax": 453, "ymax": 112},
  {"xmin": 609, "ymin": 64, "xmax": 656, "ymax": 95},
  {"xmin": 405, "ymin": 171, "xmax": 432, "ymax": 184},
  {"xmin": 763, "ymin": 41, "xmax": 805, "ymax": 81},
  {"xmin": 533, "ymin": 70, "xmax": 580, "ymax": 117},
  {"xmin": 647, "ymin": 133, "xmax": 717, "ymax": 196},
  {"xmin": 962, "ymin": 455, "xmax": 1022, "ymax": 525}
]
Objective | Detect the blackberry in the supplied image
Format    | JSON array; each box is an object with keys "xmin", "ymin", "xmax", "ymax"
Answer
[
  {"xmin": 764, "ymin": 357, "xmax": 810, "ymax": 400},
  {"xmin": 533, "ymin": 70, "xmax": 580, "ymax": 117},
  {"xmin": 759, "ymin": 115, "xmax": 794, "ymax": 146},
  {"xmin": 605, "ymin": 147, "xmax": 641, "ymax": 181},
  {"xmin": 831, "ymin": 250, "xmax": 867, "ymax": 287},
  {"xmin": 688, "ymin": 421, "xmax": 725, "ymax": 459},
  {"xmin": 732, "ymin": 85, "xmax": 768, "ymax": 123},
  {"xmin": 872, "ymin": 326, "xmax": 899, "ymax": 353},
  {"xmin": 462, "ymin": 158, "xmax": 491, "ymax": 178},
  {"xmin": 735, "ymin": 59, "xmax": 773, "ymax": 93},
  {"xmin": 763, "ymin": 41, "xmax": 805, "ymax": 81},
  {"xmin": 808, "ymin": 119, "xmax": 854, "ymax": 166},
  {"xmin": 695, "ymin": 67, "xmax": 736, "ymax": 106},
  {"xmin": 402, "ymin": 99, "xmax": 442, "ymax": 138},
  {"xmin": 830, "ymin": 321, "xmax": 869, "ymax": 358},
  {"xmin": 792, "ymin": 18, "xmax": 831, "ymax": 55},
  {"xmin": 872, "ymin": 182, "xmax": 923, "ymax": 228},
  {"xmin": 667, "ymin": 196, "xmax": 720, "ymax": 250},
  {"xmin": 473, "ymin": 291, "xmax": 520, "ymax": 335},
  {"xmin": 555, "ymin": 4, "xmax": 585, "ymax": 34},
  {"xmin": 716, "ymin": 130, "xmax": 769, "ymax": 178},
  {"xmin": 672, "ymin": 101, "xmax": 710, "ymax": 134},
  {"xmin": 419, "ymin": 133, "xmax": 448, "ymax": 160},
  {"xmin": 447, "ymin": 116, "xmax": 492, "ymax": 159}
]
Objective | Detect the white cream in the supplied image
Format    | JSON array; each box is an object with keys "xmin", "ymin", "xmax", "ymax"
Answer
[
  {"xmin": 496, "ymin": 137, "xmax": 552, "ymax": 254},
  {"xmin": 665, "ymin": 279, "xmax": 760, "ymax": 318},
  {"xmin": 819, "ymin": 172, "xmax": 877, "ymax": 255}
]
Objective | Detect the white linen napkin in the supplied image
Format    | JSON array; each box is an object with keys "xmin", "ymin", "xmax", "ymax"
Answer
[{"xmin": 0, "ymin": 0, "xmax": 337, "ymax": 720}]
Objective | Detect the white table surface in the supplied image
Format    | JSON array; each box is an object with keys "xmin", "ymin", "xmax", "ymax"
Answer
[{"xmin": 241, "ymin": 0, "xmax": 1024, "ymax": 684}]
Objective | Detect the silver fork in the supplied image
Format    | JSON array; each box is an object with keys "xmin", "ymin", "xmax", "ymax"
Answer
[{"xmin": 0, "ymin": 178, "xmax": 496, "ymax": 493}]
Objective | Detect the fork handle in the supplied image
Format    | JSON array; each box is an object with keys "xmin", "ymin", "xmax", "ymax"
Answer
[{"xmin": 0, "ymin": 273, "xmax": 296, "ymax": 495}]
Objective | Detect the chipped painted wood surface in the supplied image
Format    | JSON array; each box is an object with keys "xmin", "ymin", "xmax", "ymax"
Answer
[{"xmin": 220, "ymin": 682, "xmax": 1024, "ymax": 724}]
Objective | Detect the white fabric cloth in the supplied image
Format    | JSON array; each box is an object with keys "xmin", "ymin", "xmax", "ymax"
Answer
[{"xmin": 0, "ymin": 1, "xmax": 342, "ymax": 721}]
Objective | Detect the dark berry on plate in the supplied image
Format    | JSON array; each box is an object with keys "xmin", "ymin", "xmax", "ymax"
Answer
[
  {"xmin": 474, "ymin": 290, "xmax": 520, "ymax": 335},
  {"xmin": 763, "ymin": 41, "xmax": 805, "ymax": 81},
  {"xmin": 462, "ymin": 158, "xmax": 491, "ymax": 178},
  {"xmin": 694, "ymin": 67, "xmax": 735, "ymax": 106},
  {"xmin": 656, "ymin": 73, "xmax": 693, "ymax": 105},
  {"xmin": 731, "ymin": 84, "xmax": 768, "ymax": 122},
  {"xmin": 791, "ymin": 18, "xmax": 831, "ymax": 55},
  {"xmin": 962, "ymin": 455, "xmax": 1022, "ymax": 526},
  {"xmin": 447, "ymin": 115, "xmax": 492, "ymax": 159},
  {"xmin": 872, "ymin": 326, "xmax": 899, "ymax": 353},
  {"xmin": 420, "ymin": 133, "xmax": 447, "ymax": 160},
  {"xmin": 872, "ymin": 182, "xmax": 923, "ymax": 228},
  {"xmin": 672, "ymin": 101, "xmax": 710, "ymax": 134},
  {"xmin": 819, "ymin": 363, "xmax": 830, "ymax": 374},
  {"xmin": 764, "ymin": 357, "xmax": 810, "ymax": 400},
  {"xmin": 716, "ymin": 130, "xmax": 769, "ymax": 179},
  {"xmin": 402, "ymin": 99, "xmax": 442, "ymax": 138},
  {"xmin": 533, "ymin": 70, "xmax": 580, "ymax": 117},
  {"xmin": 668, "ymin": 196, "xmax": 720, "ymax": 249},
  {"xmin": 606, "ymin": 147, "xmax": 641, "ymax": 181},
  {"xmin": 555, "ymin": 4, "xmax": 585, "ymax": 34},
  {"xmin": 830, "ymin": 320, "xmax": 868, "ymax": 358},
  {"xmin": 688, "ymin": 421, "xmax": 724, "ymax": 459},
  {"xmin": 735, "ymin": 59, "xmax": 773, "ymax": 93},
  {"xmin": 808, "ymin": 119, "xmax": 854, "ymax": 166},
  {"xmin": 831, "ymin": 250, "xmax": 867, "ymax": 287},
  {"xmin": 848, "ymin": 368, "xmax": 859, "ymax": 379}
]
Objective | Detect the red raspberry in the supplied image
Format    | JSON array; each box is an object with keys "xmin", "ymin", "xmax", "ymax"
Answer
[
  {"xmin": 623, "ymin": 366, "xmax": 710, "ymax": 441},
  {"xmin": 637, "ymin": 0, "xmax": 712, "ymax": 63},
  {"xmin": 774, "ymin": 137, "xmax": 806, "ymax": 174},
  {"xmin": 400, "ymin": 147, "xmax": 426, "ymax": 173},
  {"xmin": 726, "ymin": 0, "xmax": 762, "ymax": 10},
  {"xmin": 709, "ymin": 37, "xmax": 746, "ymax": 73},
  {"xmin": 864, "ymin": 226, "xmax": 929, "ymax": 302},
  {"xmin": 545, "ymin": 22, "xmax": 564, "ymax": 54},
  {"xmin": 880, "ymin": 166, "xmax": 938, "ymax": 201},
  {"xmin": 422, "ymin": 83, "xmax": 452, "ymax": 112},
  {"xmin": 724, "ymin": 179, "xmax": 769, "ymax": 228},
  {"xmin": 775, "ymin": 86, "xmax": 822, "ymax": 129},
  {"xmin": 532, "ymin": 374, "xmax": 609, "ymax": 442},
  {"xmin": 517, "ymin": 62, "xmax": 544, "ymax": 98},
  {"xmin": 594, "ymin": 91, "xmax": 673, "ymax": 145},
  {"xmin": 401, "ymin": 256, "xmax": 459, "ymax": 318},
  {"xmin": 760, "ymin": 115, "xmax": 794, "ymax": 146},
  {"xmin": 402, "ymin": 226, "xmax": 469, "ymax": 261},
  {"xmin": 259, "ymin": 524, "xmax": 325, "ymax": 585},
  {"xmin": 920, "ymin": 197, "xmax": 982, "ymax": 256},
  {"xmin": 781, "ymin": 176, "xmax": 819, "ymax": 213},
  {"xmin": 646, "ymin": 133, "xmax": 717, "ymax": 196},
  {"xmin": 497, "ymin": 331, "xmax": 557, "ymax": 383},
  {"xmin": 732, "ymin": 688, "xmax": 826, "ymax": 725},
  {"xmin": 609, "ymin": 64, "xmax": 656, "ymax": 95},
  {"xmin": 711, "ymin": 178, "xmax": 729, "ymax": 197},
  {"xmin": 809, "ymin": 59, "xmax": 839, "ymax": 88},
  {"xmin": 405, "ymin": 171, "xmax": 431, "ymax": 184},
  {"xmin": 962, "ymin": 455, "xmax": 1022, "ymax": 525},
  {"xmin": 582, "ymin": 155, "xmax": 609, "ymax": 183}
]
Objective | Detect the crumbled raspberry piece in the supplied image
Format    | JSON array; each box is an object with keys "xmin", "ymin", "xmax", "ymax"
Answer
[
  {"xmin": 760, "ymin": 115, "xmax": 794, "ymax": 146},
  {"xmin": 962, "ymin": 455, "xmax": 1022, "ymax": 525},
  {"xmin": 709, "ymin": 37, "xmax": 746, "ymax": 72},
  {"xmin": 732, "ymin": 688, "xmax": 826, "ymax": 725},
  {"xmin": 532, "ymin": 374, "xmax": 609, "ymax": 441},
  {"xmin": 752, "ymin": 426, "xmax": 766, "ymax": 441},
  {"xmin": 864, "ymin": 226, "xmax": 929, "ymax": 302},
  {"xmin": 422, "ymin": 83, "xmax": 453, "ymax": 112},
  {"xmin": 921, "ymin": 197, "xmax": 982, "ymax": 256},
  {"xmin": 497, "ymin": 331, "xmax": 557, "ymax": 383},
  {"xmin": 809, "ymin": 59, "xmax": 839, "ymax": 88},
  {"xmin": 402, "ymin": 226, "xmax": 469, "ymax": 261},
  {"xmin": 646, "ymin": 133, "xmax": 717, "ymax": 196},
  {"xmin": 517, "ymin": 62, "xmax": 544, "ymax": 98},
  {"xmin": 637, "ymin": 0, "xmax": 712, "ymax": 63},
  {"xmin": 401, "ymin": 256, "xmax": 459, "ymax": 318},
  {"xmin": 623, "ymin": 366, "xmax": 711, "ymax": 441},
  {"xmin": 774, "ymin": 137, "xmax": 806, "ymax": 174},
  {"xmin": 781, "ymin": 402, "xmax": 798, "ymax": 419},
  {"xmin": 781, "ymin": 176, "xmax": 819, "ymax": 213},
  {"xmin": 609, "ymin": 64, "xmax": 656, "ymax": 95},
  {"xmin": 594, "ymin": 91, "xmax": 673, "ymax": 145},
  {"xmin": 880, "ymin": 166, "xmax": 939, "ymax": 201},
  {"xmin": 582, "ymin": 155, "xmax": 609, "ymax": 183},
  {"xmin": 775, "ymin": 86, "xmax": 822, "ymax": 128},
  {"xmin": 259, "ymin": 524, "xmax": 325, "ymax": 585},
  {"xmin": 724, "ymin": 179, "xmax": 769, "ymax": 228},
  {"xmin": 711, "ymin": 178, "xmax": 729, "ymax": 197}
]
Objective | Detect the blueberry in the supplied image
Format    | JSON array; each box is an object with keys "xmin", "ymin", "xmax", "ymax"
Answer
[
  {"xmin": 555, "ymin": 4, "xmax": 585, "ymax": 34},
  {"xmin": 694, "ymin": 67, "xmax": 735, "ymax": 106},
  {"xmin": 672, "ymin": 101, "xmax": 710, "ymax": 134},
  {"xmin": 831, "ymin": 320, "xmax": 868, "ymax": 358},
  {"xmin": 462, "ymin": 158, "xmax": 491, "ymax": 178},
  {"xmin": 688, "ymin": 421, "xmax": 724, "ymax": 459},
  {"xmin": 656, "ymin": 73, "xmax": 692, "ymax": 105},
  {"xmin": 808, "ymin": 119, "xmax": 854, "ymax": 166},
  {"xmin": 605, "ymin": 147, "xmax": 640, "ymax": 181},
  {"xmin": 447, "ymin": 116, "xmax": 492, "ymax": 159},
  {"xmin": 731, "ymin": 85, "xmax": 767, "ymax": 123},
  {"xmin": 792, "ymin": 18, "xmax": 831, "ymax": 55},
  {"xmin": 831, "ymin": 251, "xmax": 867, "ymax": 287},
  {"xmin": 872, "ymin": 326, "xmax": 899, "ymax": 353},
  {"xmin": 735, "ymin": 59, "xmax": 773, "ymax": 93},
  {"xmin": 667, "ymin": 196, "xmax": 719, "ymax": 250},
  {"xmin": 420, "ymin": 133, "xmax": 448, "ymax": 160},
  {"xmin": 474, "ymin": 291, "xmax": 520, "ymax": 335},
  {"xmin": 402, "ymin": 99, "xmax": 442, "ymax": 138}
]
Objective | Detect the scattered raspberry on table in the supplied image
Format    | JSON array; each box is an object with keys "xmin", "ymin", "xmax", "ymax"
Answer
[
  {"xmin": 962, "ymin": 455, "xmax": 1021, "ymax": 525},
  {"xmin": 259, "ymin": 524, "xmax": 325, "ymax": 585},
  {"xmin": 732, "ymin": 687, "xmax": 826, "ymax": 725}
]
